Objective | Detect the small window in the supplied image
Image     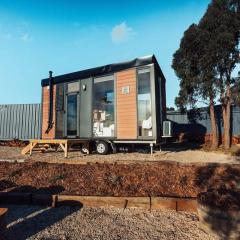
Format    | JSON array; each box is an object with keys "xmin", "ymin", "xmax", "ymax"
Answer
[
  {"xmin": 56, "ymin": 84, "xmax": 65, "ymax": 138},
  {"xmin": 56, "ymin": 84, "xmax": 64, "ymax": 111},
  {"xmin": 67, "ymin": 82, "xmax": 79, "ymax": 93},
  {"xmin": 66, "ymin": 94, "xmax": 78, "ymax": 136}
]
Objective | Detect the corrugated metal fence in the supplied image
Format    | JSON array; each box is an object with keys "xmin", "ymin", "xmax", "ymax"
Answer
[
  {"xmin": 0, "ymin": 104, "xmax": 41, "ymax": 140},
  {"xmin": 167, "ymin": 106, "xmax": 240, "ymax": 136}
]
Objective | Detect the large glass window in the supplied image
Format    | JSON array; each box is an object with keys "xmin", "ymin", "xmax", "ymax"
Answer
[
  {"xmin": 137, "ymin": 69, "xmax": 152, "ymax": 137},
  {"xmin": 93, "ymin": 76, "xmax": 115, "ymax": 137}
]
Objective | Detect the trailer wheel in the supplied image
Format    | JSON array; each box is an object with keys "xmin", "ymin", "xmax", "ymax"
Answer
[
  {"xmin": 96, "ymin": 141, "xmax": 109, "ymax": 155},
  {"xmin": 80, "ymin": 146, "xmax": 89, "ymax": 155},
  {"xmin": 80, "ymin": 142, "xmax": 90, "ymax": 155}
]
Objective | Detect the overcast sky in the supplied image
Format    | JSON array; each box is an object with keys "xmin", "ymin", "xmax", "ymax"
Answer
[{"xmin": 0, "ymin": 0, "xmax": 211, "ymax": 107}]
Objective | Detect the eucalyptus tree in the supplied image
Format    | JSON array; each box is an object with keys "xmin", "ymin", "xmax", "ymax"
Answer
[
  {"xmin": 173, "ymin": 0, "xmax": 240, "ymax": 150},
  {"xmin": 172, "ymin": 24, "xmax": 219, "ymax": 149},
  {"xmin": 199, "ymin": 0, "xmax": 240, "ymax": 149}
]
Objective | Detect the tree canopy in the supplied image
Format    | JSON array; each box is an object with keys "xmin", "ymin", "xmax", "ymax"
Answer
[{"xmin": 172, "ymin": 0, "xmax": 240, "ymax": 149}]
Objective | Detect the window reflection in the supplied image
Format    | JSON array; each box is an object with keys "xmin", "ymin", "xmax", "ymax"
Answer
[
  {"xmin": 93, "ymin": 77, "xmax": 115, "ymax": 137},
  {"xmin": 138, "ymin": 70, "xmax": 152, "ymax": 137},
  {"xmin": 67, "ymin": 94, "xmax": 78, "ymax": 136}
]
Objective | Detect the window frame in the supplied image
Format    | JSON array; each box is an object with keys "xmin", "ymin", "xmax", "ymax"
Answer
[
  {"xmin": 92, "ymin": 74, "xmax": 116, "ymax": 139},
  {"xmin": 64, "ymin": 80, "xmax": 80, "ymax": 138},
  {"xmin": 136, "ymin": 65, "xmax": 156, "ymax": 140}
]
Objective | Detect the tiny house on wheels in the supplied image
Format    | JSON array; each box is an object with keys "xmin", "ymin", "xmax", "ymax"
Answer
[{"xmin": 40, "ymin": 55, "xmax": 168, "ymax": 155}]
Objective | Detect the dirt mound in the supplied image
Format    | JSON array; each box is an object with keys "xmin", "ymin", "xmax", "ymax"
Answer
[{"xmin": 0, "ymin": 161, "xmax": 239, "ymax": 197}]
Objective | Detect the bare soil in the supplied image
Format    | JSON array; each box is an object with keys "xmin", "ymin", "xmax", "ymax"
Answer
[
  {"xmin": 0, "ymin": 145, "xmax": 239, "ymax": 164},
  {"xmin": 2, "ymin": 205, "xmax": 219, "ymax": 240},
  {"xmin": 0, "ymin": 145, "xmax": 239, "ymax": 197}
]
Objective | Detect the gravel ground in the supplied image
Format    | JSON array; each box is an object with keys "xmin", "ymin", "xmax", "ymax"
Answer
[
  {"xmin": 2, "ymin": 205, "xmax": 219, "ymax": 240},
  {"xmin": 0, "ymin": 146, "xmax": 239, "ymax": 164}
]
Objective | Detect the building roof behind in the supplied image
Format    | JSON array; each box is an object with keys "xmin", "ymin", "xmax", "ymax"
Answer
[{"xmin": 41, "ymin": 54, "xmax": 165, "ymax": 87}]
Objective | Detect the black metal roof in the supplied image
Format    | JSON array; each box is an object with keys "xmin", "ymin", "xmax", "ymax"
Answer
[{"xmin": 41, "ymin": 54, "xmax": 164, "ymax": 87}]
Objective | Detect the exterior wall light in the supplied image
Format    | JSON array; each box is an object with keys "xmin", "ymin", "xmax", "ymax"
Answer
[{"xmin": 82, "ymin": 84, "xmax": 87, "ymax": 91}]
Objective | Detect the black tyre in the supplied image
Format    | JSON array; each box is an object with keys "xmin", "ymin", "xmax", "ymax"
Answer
[
  {"xmin": 80, "ymin": 145, "xmax": 89, "ymax": 154},
  {"xmin": 96, "ymin": 141, "xmax": 109, "ymax": 155}
]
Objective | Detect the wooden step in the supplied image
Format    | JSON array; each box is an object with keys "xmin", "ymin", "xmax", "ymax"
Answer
[
  {"xmin": 21, "ymin": 142, "xmax": 37, "ymax": 155},
  {"xmin": 21, "ymin": 143, "xmax": 31, "ymax": 155}
]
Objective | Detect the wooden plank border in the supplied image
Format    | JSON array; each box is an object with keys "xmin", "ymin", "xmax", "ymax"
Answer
[
  {"xmin": 0, "ymin": 193, "xmax": 197, "ymax": 213},
  {"xmin": 0, "ymin": 208, "xmax": 8, "ymax": 238}
]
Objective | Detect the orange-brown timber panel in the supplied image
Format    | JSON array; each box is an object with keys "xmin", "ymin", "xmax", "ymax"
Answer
[
  {"xmin": 116, "ymin": 69, "xmax": 137, "ymax": 139},
  {"xmin": 41, "ymin": 85, "xmax": 56, "ymax": 139}
]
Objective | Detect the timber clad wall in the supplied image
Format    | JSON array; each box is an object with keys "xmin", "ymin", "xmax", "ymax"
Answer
[
  {"xmin": 41, "ymin": 86, "xmax": 56, "ymax": 139},
  {"xmin": 116, "ymin": 69, "xmax": 137, "ymax": 139},
  {"xmin": 0, "ymin": 104, "xmax": 41, "ymax": 140}
]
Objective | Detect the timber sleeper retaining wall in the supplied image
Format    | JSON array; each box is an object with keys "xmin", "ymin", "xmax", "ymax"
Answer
[
  {"xmin": 0, "ymin": 208, "xmax": 8, "ymax": 240},
  {"xmin": 0, "ymin": 192, "xmax": 197, "ymax": 213}
]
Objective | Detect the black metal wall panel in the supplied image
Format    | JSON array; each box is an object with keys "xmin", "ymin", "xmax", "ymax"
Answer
[
  {"xmin": 0, "ymin": 104, "xmax": 41, "ymax": 140},
  {"xmin": 80, "ymin": 78, "xmax": 92, "ymax": 138}
]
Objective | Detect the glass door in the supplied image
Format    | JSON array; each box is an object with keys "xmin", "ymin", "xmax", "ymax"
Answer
[
  {"xmin": 137, "ymin": 68, "xmax": 153, "ymax": 138},
  {"xmin": 92, "ymin": 75, "xmax": 115, "ymax": 137},
  {"xmin": 66, "ymin": 93, "xmax": 79, "ymax": 137}
]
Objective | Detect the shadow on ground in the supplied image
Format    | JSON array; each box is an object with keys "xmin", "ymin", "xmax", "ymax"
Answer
[
  {"xmin": 160, "ymin": 142, "xmax": 203, "ymax": 152},
  {"xmin": 195, "ymin": 165, "xmax": 240, "ymax": 239},
  {"xmin": 3, "ymin": 204, "xmax": 81, "ymax": 240},
  {"xmin": 0, "ymin": 183, "xmax": 82, "ymax": 240}
]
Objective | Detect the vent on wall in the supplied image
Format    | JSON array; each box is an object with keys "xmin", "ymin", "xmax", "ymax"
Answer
[{"xmin": 162, "ymin": 121, "xmax": 172, "ymax": 137}]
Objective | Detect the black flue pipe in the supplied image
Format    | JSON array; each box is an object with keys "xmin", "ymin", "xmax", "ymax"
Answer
[{"xmin": 45, "ymin": 71, "xmax": 54, "ymax": 134}]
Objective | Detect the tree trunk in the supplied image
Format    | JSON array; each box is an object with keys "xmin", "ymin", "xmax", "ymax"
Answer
[
  {"xmin": 222, "ymin": 83, "xmax": 231, "ymax": 150},
  {"xmin": 209, "ymin": 98, "xmax": 218, "ymax": 149},
  {"xmin": 224, "ymin": 101, "xmax": 231, "ymax": 150}
]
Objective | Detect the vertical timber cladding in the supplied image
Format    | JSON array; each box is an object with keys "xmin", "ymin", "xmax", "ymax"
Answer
[
  {"xmin": 116, "ymin": 69, "xmax": 137, "ymax": 139},
  {"xmin": 41, "ymin": 85, "xmax": 56, "ymax": 139}
]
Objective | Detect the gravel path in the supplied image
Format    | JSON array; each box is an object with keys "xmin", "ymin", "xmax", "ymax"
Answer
[{"xmin": 2, "ymin": 205, "xmax": 219, "ymax": 240}]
